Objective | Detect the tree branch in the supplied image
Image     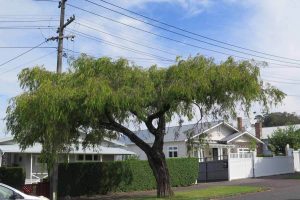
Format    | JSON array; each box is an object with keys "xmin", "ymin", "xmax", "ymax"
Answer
[{"xmin": 104, "ymin": 109, "xmax": 151, "ymax": 152}]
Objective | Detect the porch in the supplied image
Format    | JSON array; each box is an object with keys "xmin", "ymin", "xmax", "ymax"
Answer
[
  {"xmin": 1, "ymin": 152, "xmax": 122, "ymax": 184},
  {"xmin": 193, "ymin": 143, "xmax": 252, "ymax": 162}
]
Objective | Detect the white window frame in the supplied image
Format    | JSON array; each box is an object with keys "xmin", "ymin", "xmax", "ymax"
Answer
[
  {"xmin": 76, "ymin": 154, "xmax": 101, "ymax": 162},
  {"xmin": 238, "ymin": 148, "xmax": 250, "ymax": 153},
  {"xmin": 168, "ymin": 146, "xmax": 178, "ymax": 158}
]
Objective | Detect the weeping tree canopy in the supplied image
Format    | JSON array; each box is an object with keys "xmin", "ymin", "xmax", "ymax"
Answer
[{"xmin": 6, "ymin": 55, "xmax": 284, "ymax": 196}]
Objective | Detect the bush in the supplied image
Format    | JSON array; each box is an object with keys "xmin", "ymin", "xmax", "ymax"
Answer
[
  {"xmin": 58, "ymin": 158, "xmax": 198, "ymax": 197},
  {"xmin": 0, "ymin": 167, "xmax": 25, "ymax": 189}
]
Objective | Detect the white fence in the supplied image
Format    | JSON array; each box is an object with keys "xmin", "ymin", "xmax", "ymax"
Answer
[
  {"xmin": 228, "ymin": 155, "xmax": 253, "ymax": 180},
  {"xmin": 228, "ymin": 153, "xmax": 295, "ymax": 181},
  {"xmin": 293, "ymin": 151, "xmax": 300, "ymax": 172}
]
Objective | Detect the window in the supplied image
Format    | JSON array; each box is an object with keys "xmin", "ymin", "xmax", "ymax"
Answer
[
  {"xmin": 168, "ymin": 146, "xmax": 178, "ymax": 158},
  {"xmin": 238, "ymin": 148, "xmax": 250, "ymax": 153},
  {"xmin": 85, "ymin": 154, "xmax": 93, "ymax": 161},
  {"xmin": 77, "ymin": 155, "xmax": 84, "ymax": 161},
  {"xmin": 94, "ymin": 155, "xmax": 99, "ymax": 161},
  {"xmin": 0, "ymin": 185, "xmax": 14, "ymax": 199}
]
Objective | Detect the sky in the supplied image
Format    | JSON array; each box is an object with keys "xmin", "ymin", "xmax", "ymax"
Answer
[{"xmin": 1, "ymin": 0, "xmax": 300, "ymax": 134}]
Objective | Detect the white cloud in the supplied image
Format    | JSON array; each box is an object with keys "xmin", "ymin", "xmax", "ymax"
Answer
[{"xmin": 230, "ymin": 0, "xmax": 300, "ymax": 114}]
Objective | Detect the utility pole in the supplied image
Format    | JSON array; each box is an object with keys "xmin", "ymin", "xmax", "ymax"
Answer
[
  {"xmin": 47, "ymin": 1, "xmax": 75, "ymax": 200},
  {"xmin": 57, "ymin": 0, "xmax": 66, "ymax": 73},
  {"xmin": 47, "ymin": 0, "xmax": 75, "ymax": 74}
]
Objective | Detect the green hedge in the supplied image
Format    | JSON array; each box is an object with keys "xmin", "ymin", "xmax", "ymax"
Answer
[
  {"xmin": 0, "ymin": 167, "xmax": 25, "ymax": 189},
  {"xmin": 58, "ymin": 158, "xmax": 198, "ymax": 197}
]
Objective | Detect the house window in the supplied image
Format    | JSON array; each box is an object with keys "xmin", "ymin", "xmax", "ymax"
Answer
[
  {"xmin": 85, "ymin": 154, "xmax": 93, "ymax": 161},
  {"xmin": 168, "ymin": 146, "xmax": 178, "ymax": 158},
  {"xmin": 238, "ymin": 148, "xmax": 250, "ymax": 153},
  {"xmin": 94, "ymin": 155, "xmax": 99, "ymax": 161},
  {"xmin": 77, "ymin": 155, "xmax": 84, "ymax": 161}
]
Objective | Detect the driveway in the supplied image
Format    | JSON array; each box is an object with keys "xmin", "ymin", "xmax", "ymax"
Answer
[{"xmin": 221, "ymin": 174, "xmax": 300, "ymax": 200}]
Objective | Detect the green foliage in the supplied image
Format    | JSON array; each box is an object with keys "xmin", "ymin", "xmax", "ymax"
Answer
[
  {"xmin": 6, "ymin": 55, "xmax": 285, "ymax": 167},
  {"xmin": 262, "ymin": 112, "xmax": 300, "ymax": 127},
  {"xmin": 249, "ymin": 139, "xmax": 257, "ymax": 151},
  {"xmin": 132, "ymin": 186, "xmax": 264, "ymax": 200},
  {"xmin": 0, "ymin": 167, "xmax": 25, "ymax": 189},
  {"xmin": 268, "ymin": 125, "xmax": 300, "ymax": 155},
  {"xmin": 58, "ymin": 158, "xmax": 198, "ymax": 197}
]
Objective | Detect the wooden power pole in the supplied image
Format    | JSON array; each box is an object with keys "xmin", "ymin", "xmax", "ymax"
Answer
[
  {"xmin": 47, "ymin": 1, "xmax": 75, "ymax": 199},
  {"xmin": 47, "ymin": 0, "xmax": 75, "ymax": 74}
]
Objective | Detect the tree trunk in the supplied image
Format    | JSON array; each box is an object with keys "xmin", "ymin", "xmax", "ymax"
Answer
[{"xmin": 147, "ymin": 150, "xmax": 174, "ymax": 198}]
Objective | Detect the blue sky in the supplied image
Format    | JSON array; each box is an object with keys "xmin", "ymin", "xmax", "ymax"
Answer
[{"xmin": 1, "ymin": 0, "xmax": 300, "ymax": 134}]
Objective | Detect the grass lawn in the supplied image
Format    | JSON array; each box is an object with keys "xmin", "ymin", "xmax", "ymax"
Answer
[
  {"xmin": 284, "ymin": 173, "xmax": 300, "ymax": 179},
  {"xmin": 130, "ymin": 186, "xmax": 264, "ymax": 200}
]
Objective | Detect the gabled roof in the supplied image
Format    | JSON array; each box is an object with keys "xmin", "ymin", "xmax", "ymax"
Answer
[
  {"xmin": 188, "ymin": 121, "xmax": 240, "ymax": 141},
  {"xmin": 120, "ymin": 121, "xmax": 238, "ymax": 145},
  {"xmin": 220, "ymin": 131, "xmax": 264, "ymax": 144}
]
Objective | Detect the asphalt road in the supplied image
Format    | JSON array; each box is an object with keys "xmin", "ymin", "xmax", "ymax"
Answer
[{"xmin": 221, "ymin": 175, "xmax": 300, "ymax": 200}]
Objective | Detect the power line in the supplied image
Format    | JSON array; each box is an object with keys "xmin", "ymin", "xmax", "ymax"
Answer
[
  {"xmin": 0, "ymin": 26, "xmax": 55, "ymax": 29},
  {"xmin": 0, "ymin": 41, "xmax": 47, "ymax": 68},
  {"xmin": 263, "ymin": 79, "xmax": 300, "ymax": 85},
  {"xmin": 0, "ymin": 50, "xmax": 57, "ymax": 75},
  {"xmin": 0, "ymin": 20, "xmax": 58, "ymax": 22},
  {"xmin": 263, "ymin": 75, "xmax": 300, "ymax": 82},
  {"xmin": 63, "ymin": 48, "xmax": 175, "ymax": 64},
  {"xmin": 68, "ymin": 4, "xmax": 300, "ymax": 68},
  {"xmin": 82, "ymin": 0, "xmax": 300, "ymax": 64},
  {"xmin": 0, "ymin": 47, "xmax": 56, "ymax": 49},
  {"xmin": 71, "ymin": 30, "xmax": 175, "ymax": 62},
  {"xmin": 71, "ymin": 22, "xmax": 178, "ymax": 56},
  {"xmin": 95, "ymin": 0, "xmax": 300, "ymax": 63}
]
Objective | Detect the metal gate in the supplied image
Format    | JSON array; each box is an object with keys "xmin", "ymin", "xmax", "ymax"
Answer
[{"xmin": 198, "ymin": 159, "xmax": 228, "ymax": 182}]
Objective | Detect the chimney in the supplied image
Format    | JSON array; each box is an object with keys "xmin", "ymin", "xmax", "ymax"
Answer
[
  {"xmin": 237, "ymin": 117, "xmax": 243, "ymax": 132},
  {"xmin": 255, "ymin": 122, "xmax": 263, "ymax": 155}
]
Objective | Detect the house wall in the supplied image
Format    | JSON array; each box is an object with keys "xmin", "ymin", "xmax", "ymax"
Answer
[
  {"xmin": 206, "ymin": 125, "xmax": 235, "ymax": 141},
  {"xmin": 126, "ymin": 141, "xmax": 187, "ymax": 160}
]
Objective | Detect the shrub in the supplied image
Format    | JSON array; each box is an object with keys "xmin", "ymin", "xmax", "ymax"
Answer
[
  {"xmin": 0, "ymin": 167, "xmax": 25, "ymax": 189},
  {"xmin": 58, "ymin": 157, "xmax": 198, "ymax": 197}
]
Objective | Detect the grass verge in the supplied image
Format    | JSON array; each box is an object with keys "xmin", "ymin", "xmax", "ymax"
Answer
[{"xmin": 128, "ymin": 186, "xmax": 264, "ymax": 200}]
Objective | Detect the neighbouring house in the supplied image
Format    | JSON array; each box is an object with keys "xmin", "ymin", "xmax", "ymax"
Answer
[
  {"xmin": 120, "ymin": 117, "xmax": 264, "ymax": 161},
  {"xmin": 0, "ymin": 136, "xmax": 135, "ymax": 184},
  {"xmin": 250, "ymin": 124, "xmax": 300, "ymax": 155}
]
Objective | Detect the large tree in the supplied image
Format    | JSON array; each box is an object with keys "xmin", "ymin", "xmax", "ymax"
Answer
[
  {"xmin": 6, "ymin": 55, "xmax": 284, "ymax": 197},
  {"xmin": 268, "ymin": 126, "xmax": 300, "ymax": 155},
  {"xmin": 262, "ymin": 112, "xmax": 300, "ymax": 127}
]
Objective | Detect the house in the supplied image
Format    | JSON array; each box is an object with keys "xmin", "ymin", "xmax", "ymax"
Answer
[
  {"xmin": 249, "ymin": 124, "xmax": 300, "ymax": 155},
  {"xmin": 120, "ymin": 117, "xmax": 264, "ymax": 161},
  {"xmin": 0, "ymin": 136, "xmax": 135, "ymax": 184}
]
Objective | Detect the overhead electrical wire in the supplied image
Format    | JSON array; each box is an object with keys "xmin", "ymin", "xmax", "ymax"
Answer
[
  {"xmin": 0, "ymin": 20, "xmax": 58, "ymax": 23},
  {"xmin": 0, "ymin": 26, "xmax": 55, "ymax": 29},
  {"xmin": 82, "ymin": 0, "xmax": 300, "ymax": 64},
  {"xmin": 63, "ymin": 48, "xmax": 175, "ymax": 64},
  {"xmin": 66, "ymin": 29, "xmax": 175, "ymax": 62},
  {"xmin": 0, "ymin": 41, "xmax": 48, "ymax": 68},
  {"xmin": 0, "ymin": 50, "xmax": 57, "ymax": 75},
  {"xmin": 0, "ymin": 46, "xmax": 56, "ymax": 49},
  {"xmin": 67, "ymin": 4, "xmax": 300, "ymax": 69},
  {"xmin": 72, "ymin": 22, "xmax": 178, "ymax": 57},
  {"xmin": 94, "ymin": 0, "xmax": 300, "ymax": 63}
]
